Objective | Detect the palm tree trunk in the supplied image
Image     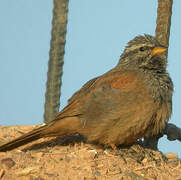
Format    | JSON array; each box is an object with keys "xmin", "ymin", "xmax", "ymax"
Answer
[
  {"xmin": 44, "ymin": 0, "xmax": 69, "ymax": 123},
  {"xmin": 155, "ymin": 0, "xmax": 173, "ymax": 47},
  {"xmin": 143, "ymin": 0, "xmax": 173, "ymax": 150}
]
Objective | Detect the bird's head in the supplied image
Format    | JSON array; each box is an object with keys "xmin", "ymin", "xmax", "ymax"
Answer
[{"xmin": 119, "ymin": 34, "xmax": 168, "ymax": 71}]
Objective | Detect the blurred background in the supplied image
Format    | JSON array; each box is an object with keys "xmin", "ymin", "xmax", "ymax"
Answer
[{"xmin": 0, "ymin": 0, "xmax": 180, "ymax": 156}]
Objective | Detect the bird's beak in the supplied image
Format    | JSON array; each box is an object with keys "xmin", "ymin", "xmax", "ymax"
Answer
[{"xmin": 151, "ymin": 46, "xmax": 167, "ymax": 56}]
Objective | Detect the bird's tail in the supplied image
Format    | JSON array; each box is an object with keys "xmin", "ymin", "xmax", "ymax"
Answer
[
  {"xmin": 0, "ymin": 125, "xmax": 47, "ymax": 152},
  {"xmin": 0, "ymin": 116, "xmax": 80, "ymax": 152}
]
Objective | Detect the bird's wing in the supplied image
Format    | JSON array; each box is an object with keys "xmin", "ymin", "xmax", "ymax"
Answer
[{"xmin": 55, "ymin": 71, "xmax": 152, "ymax": 120}]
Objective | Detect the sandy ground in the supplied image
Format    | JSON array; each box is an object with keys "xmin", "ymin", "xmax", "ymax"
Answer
[{"xmin": 0, "ymin": 125, "xmax": 181, "ymax": 180}]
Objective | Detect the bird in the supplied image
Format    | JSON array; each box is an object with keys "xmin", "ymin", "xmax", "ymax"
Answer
[{"xmin": 0, "ymin": 34, "xmax": 173, "ymax": 152}]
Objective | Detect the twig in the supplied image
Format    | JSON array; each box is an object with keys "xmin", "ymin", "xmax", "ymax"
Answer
[{"xmin": 143, "ymin": 123, "xmax": 181, "ymax": 150}]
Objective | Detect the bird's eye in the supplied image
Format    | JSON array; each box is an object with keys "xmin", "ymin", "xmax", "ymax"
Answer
[{"xmin": 139, "ymin": 47, "xmax": 145, "ymax": 51}]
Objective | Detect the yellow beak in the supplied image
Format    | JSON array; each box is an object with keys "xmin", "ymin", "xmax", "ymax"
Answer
[{"xmin": 151, "ymin": 47, "xmax": 167, "ymax": 56}]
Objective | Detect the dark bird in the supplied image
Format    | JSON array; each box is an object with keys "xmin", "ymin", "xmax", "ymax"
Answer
[{"xmin": 0, "ymin": 34, "xmax": 173, "ymax": 152}]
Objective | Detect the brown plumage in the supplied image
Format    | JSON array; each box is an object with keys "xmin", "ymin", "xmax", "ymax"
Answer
[{"xmin": 0, "ymin": 34, "xmax": 173, "ymax": 152}]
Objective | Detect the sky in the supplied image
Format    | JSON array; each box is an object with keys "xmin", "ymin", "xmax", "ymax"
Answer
[{"xmin": 0, "ymin": 0, "xmax": 180, "ymax": 156}]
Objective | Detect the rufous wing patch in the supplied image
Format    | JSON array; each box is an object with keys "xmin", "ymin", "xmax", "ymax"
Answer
[{"xmin": 110, "ymin": 73, "xmax": 137, "ymax": 91}]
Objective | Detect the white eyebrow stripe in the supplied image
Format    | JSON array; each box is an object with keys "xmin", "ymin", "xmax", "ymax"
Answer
[{"xmin": 125, "ymin": 44, "xmax": 154, "ymax": 52}]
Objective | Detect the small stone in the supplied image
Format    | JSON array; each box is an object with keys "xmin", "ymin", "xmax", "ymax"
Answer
[
  {"xmin": 0, "ymin": 169, "xmax": 5, "ymax": 179},
  {"xmin": 65, "ymin": 156, "xmax": 71, "ymax": 163},
  {"xmin": 15, "ymin": 166, "xmax": 39, "ymax": 176},
  {"xmin": 46, "ymin": 173, "xmax": 54, "ymax": 177},
  {"xmin": 93, "ymin": 171, "xmax": 101, "ymax": 176},
  {"xmin": 142, "ymin": 158, "xmax": 148, "ymax": 163},
  {"xmin": 164, "ymin": 153, "xmax": 178, "ymax": 160},
  {"xmin": 1, "ymin": 158, "xmax": 16, "ymax": 168},
  {"xmin": 88, "ymin": 150, "xmax": 98, "ymax": 154}
]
